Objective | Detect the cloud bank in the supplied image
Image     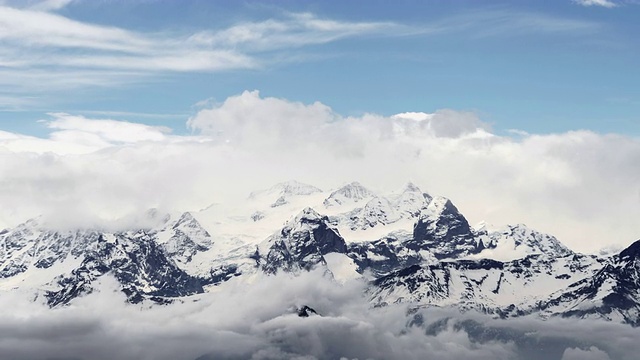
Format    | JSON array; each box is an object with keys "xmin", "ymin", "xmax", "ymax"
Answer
[{"xmin": 0, "ymin": 91, "xmax": 639, "ymax": 253}]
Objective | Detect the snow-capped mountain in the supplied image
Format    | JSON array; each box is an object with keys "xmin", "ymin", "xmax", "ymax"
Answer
[
  {"xmin": 0, "ymin": 212, "xmax": 213, "ymax": 305},
  {"xmin": 472, "ymin": 224, "xmax": 573, "ymax": 261},
  {"xmin": 249, "ymin": 180, "xmax": 323, "ymax": 208},
  {"xmin": 536, "ymin": 239, "xmax": 640, "ymax": 325},
  {"xmin": 371, "ymin": 253, "xmax": 604, "ymax": 314},
  {"xmin": 254, "ymin": 207, "xmax": 347, "ymax": 274},
  {"xmin": 156, "ymin": 212, "xmax": 213, "ymax": 264},
  {"xmin": 1, "ymin": 180, "xmax": 639, "ymax": 327},
  {"xmin": 329, "ymin": 182, "xmax": 432, "ymax": 231},
  {"xmin": 411, "ymin": 196, "xmax": 493, "ymax": 259},
  {"xmin": 45, "ymin": 230, "xmax": 204, "ymax": 306},
  {"xmin": 323, "ymin": 181, "xmax": 375, "ymax": 207},
  {"xmin": 0, "ymin": 220, "xmax": 99, "ymax": 279}
]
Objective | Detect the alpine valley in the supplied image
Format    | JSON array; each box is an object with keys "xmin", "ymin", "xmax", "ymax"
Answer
[{"xmin": 1, "ymin": 180, "xmax": 639, "ymax": 327}]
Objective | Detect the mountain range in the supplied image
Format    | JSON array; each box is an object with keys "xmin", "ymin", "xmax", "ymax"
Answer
[{"xmin": 1, "ymin": 180, "xmax": 638, "ymax": 326}]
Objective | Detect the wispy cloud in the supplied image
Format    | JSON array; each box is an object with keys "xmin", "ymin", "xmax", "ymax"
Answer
[
  {"xmin": 71, "ymin": 110, "xmax": 189, "ymax": 119},
  {"xmin": 27, "ymin": 0, "xmax": 74, "ymax": 11},
  {"xmin": 0, "ymin": 4, "xmax": 396, "ymax": 103},
  {"xmin": 573, "ymin": 0, "xmax": 619, "ymax": 8},
  {"xmin": 0, "ymin": 3, "xmax": 605, "ymax": 109},
  {"xmin": 429, "ymin": 9, "xmax": 601, "ymax": 38},
  {"xmin": 189, "ymin": 12, "xmax": 400, "ymax": 52}
]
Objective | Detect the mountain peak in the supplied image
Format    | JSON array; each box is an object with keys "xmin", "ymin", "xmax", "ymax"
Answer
[
  {"xmin": 412, "ymin": 196, "xmax": 479, "ymax": 259},
  {"xmin": 293, "ymin": 207, "xmax": 323, "ymax": 223},
  {"xmin": 248, "ymin": 180, "xmax": 322, "ymax": 202},
  {"xmin": 175, "ymin": 211, "xmax": 195, "ymax": 224},
  {"xmin": 423, "ymin": 196, "xmax": 457, "ymax": 217},
  {"xmin": 164, "ymin": 211, "xmax": 212, "ymax": 262},
  {"xmin": 339, "ymin": 181, "xmax": 370, "ymax": 193},
  {"xmin": 478, "ymin": 224, "xmax": 573, "ymax": 261},
  {"xmin": 171, "ymin": 211, "xmax": 209, "ymax": 236},
  {"xmin": 323, "ymin": 182, "xmax": 375, "ymax": 207},
  {"xmin": 276, "ymin": 180, "xmax": 322, "ymax": 196},
  {"xmin": 402, "ymin": 182, "xmax": 422, "ymax": 193},
  {"xmin": 259, "ymin": 208, "xmax": 347, "ymax": 274}
]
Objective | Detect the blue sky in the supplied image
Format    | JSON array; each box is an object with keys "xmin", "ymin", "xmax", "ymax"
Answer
[{"xmin": 0, "ymin": 0, "xmax": 639, "ymax": 136}]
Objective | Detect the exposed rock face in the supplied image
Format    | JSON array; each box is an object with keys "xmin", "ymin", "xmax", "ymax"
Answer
[
  {"xmin": 255, "ymin": 208, "xmax": 348, "ymax": 274},
  {"xmin": 411, "ymin": 197, "xmax": 490, "ymax": 259},
  {"xmin": 348, "ymin": 231, "xmax": 434, "ymax": 277},
  {"xmin": 1, "ymin": 213, "xmax": 212, "ymax": 307},
  {"xmin": 46, "ymin": 231, "xmax": 204, "ymax": 306},
  {"xmin": 297, "ymin": 305, "xmax": 319, "ymax": 317}
]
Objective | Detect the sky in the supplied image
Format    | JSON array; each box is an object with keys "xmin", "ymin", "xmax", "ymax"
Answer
[
  {"xmin": 0, "ymin": 0, "xmax": 639, "ymax": 135},
  {"xmin": 0, "ymin": 0, "xmax": 639, "ymax": 252}
]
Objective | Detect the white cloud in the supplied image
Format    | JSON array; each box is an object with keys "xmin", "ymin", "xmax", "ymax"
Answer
[
  {"xmin": 47, "ymin": 113, "xmax": 171, "ymax": 144},
  {"xmin": 0, "ymin": 6, "xmax": 151, "ymax": 52},
  {"xmin": 191, "ymin": 12, "xmax": 400, "ymax": 52},
  {"xmin": 0, "ymin": 114, "xmax": 175, "ymax": 155},
  {"xmin": 573, "ymin": 0, "xmax": 618, "ymax": 8},
  {"xmin": 1, "ymin": 92, "xmax": 639, "ymax": 252},
  {"xmin": 187, "ymin": 90, "xmax": 491, "ymax": 145},
  {"xmin": 426, "ymin": 9, "xmax": 600, "ymax": 39},
  {"xmin": 562, "ymin": 346, "xmax": 612, "ymax": 360},
  {"xmin": 28, "ymin": 0, "xmax": 74, "ymax": 11}
]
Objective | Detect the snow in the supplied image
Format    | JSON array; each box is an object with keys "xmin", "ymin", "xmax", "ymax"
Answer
[
  {"xmin": 323, "ymin": 181, "xmax": 375, "ymax": 208},
  {"xmin": 323, "ymin": 252, "xmax": 361, "ymax": 283},
  {"xmin": 466, "ymin": 224, "xmax": 573, "ymax": 262},
  {"xmin": 366, "ymin": 251, "xmax": 388, "ymax": 261},
  {"xmin": 103, "ymin": 233, "xmax": 117, "ymax": 244},
  {"xmin": 424, "ymin": 196, "xmax": 451, "ymax": 216},
  {"xmin": 337, "ymin": 218, "xmax": 416, "ymax": 243},
  {"xmin": 0, "ymin": 253, "xmax": 83, "ymax": 291}
]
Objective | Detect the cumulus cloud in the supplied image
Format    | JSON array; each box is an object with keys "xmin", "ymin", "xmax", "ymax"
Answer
[
  {"xmin": 187, "ymin": 90, "xmax": 492, "ymax": 147},
  {"xmin": 1, "ymin": 91, "xmax": 639, "ymax": 252}
]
